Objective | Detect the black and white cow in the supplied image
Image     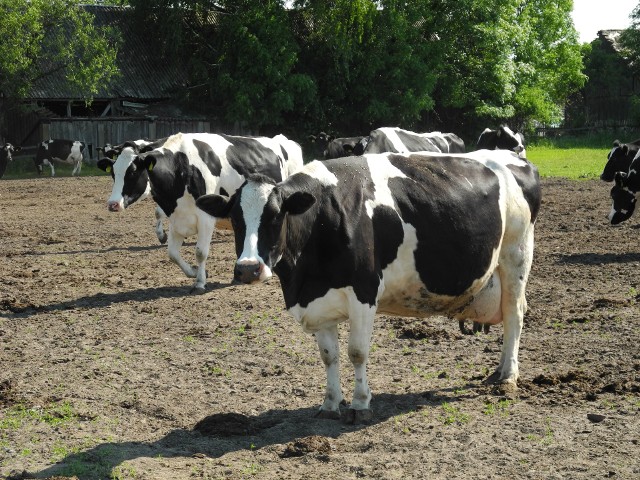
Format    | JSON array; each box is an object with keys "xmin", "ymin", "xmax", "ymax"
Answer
[
  {"xmin": 0, "ymin": 143, "xmax": 21, "ymax": 179},
  {"xmin": 600, "ymin": 139, "xmax": 640, "ymax": 182},
  {"xmin": 197, "ymin": 150, "xmax": 541, "ymax": 422},
  {"xmin": 35, "ymin": 139, "xmax": 86, "ymax": 176},
  {"xmin": 97, "ymin": 139, "xmax": 169, "ymax": 244},
  {"xmin": 102, "ymin": 132, "xmax": 303, "ymax": 292},
  {"xmin": 309, "ymin": 132, "xmax": 365, "ymax": 159},
  {"xmin": 477, "ymin": 125, "xmax": 526, "ymax": 157},
  {"xmin": 608, "ymin": 154, "xmax": 640, "ymax": 224},
  {"xmin": 356, "ymin": 127, "xmax": 466, "ymax": 155}
]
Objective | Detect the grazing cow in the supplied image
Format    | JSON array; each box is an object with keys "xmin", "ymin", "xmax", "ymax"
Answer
[
  {"xmin": 197, "ymin": 150, "xmax": 541, "ymax": 422},
  {"xmin": 600, "ymin": 139, "xmax": 640, "ymax": 182},
  {"xmin": 356, "ymin": 127, "xmax": 466, "ymax": 155},
  {"xmin": 103, "ymin": 132, "xmax": 303, "ymax": 292},
  {"xmin": 97, "ymin": 139, "xmax": 169, "ymax": 244},
  {"xmin": 608, "ymin": 157, "xmax": 640, "ymax": 224},
  {"xmin": 0, "ymin": 143, "xmax": 21, "ymax": 179},
  {"xmin": 35, "ymin": 139, "xmax": 86, "ymax": 176},
  {"xmin": 477, "ymin": 125, "xmax": 526, "ymax": 157},
  {"xmin": 309, "ymin": 132, "xmax": 365, "ymax": 159}
]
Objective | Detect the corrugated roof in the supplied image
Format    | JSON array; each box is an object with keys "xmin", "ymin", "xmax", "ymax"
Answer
[{"xmin": 29, "ymin": 5, "xmax": 188, "ymax": 100}]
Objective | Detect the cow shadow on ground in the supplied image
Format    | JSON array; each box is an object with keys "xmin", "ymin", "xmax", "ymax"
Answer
[
  {"xmin": 3, "ymin": 282, "xmax": 233, "ymax": 319},
  {"xmin": 21, "ymin": 389, "xmax": 467, "ymax": 480},
  {"xmin": 554, "ymin": 251, "xmax": 640, "ymax": 265}
]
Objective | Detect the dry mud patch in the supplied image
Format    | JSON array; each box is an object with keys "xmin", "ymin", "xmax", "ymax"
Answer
[{"xmin": 0, "ymin": 176, "xmax": 638, "ymax": 479}]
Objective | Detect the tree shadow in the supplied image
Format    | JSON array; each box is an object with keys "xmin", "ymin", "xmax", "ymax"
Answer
[{"xmin": 20, "ymin": 389, "xmax": 470, "ymax": 480}]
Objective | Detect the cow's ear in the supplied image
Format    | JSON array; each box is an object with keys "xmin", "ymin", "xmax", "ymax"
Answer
[
  {"xmin": 96, "ymin": 158, "xmax": 114, "ymax": 173},
  {"xmin": 622, "ymin": 145, "xmax": 629, "ymax": 154},
  {"xmin": 614, "ymin": 171, "xmax": 627, "ymax": 187},
  {"xmin": 196, "ymin": 193, "xmax": 233, "ymax": 218},
  {"xmin": 282, "ymin": 191, "xmax": 316, "ymax": 216},
  {"xmin": 140, "ymin": 153, "xmax": 158, "ymax": 172},
  {"xmin": 613, "ymin": 140, "xmax": 621, "ymax": 147}
]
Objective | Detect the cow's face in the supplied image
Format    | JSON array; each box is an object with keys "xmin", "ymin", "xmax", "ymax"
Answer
[
  {"xmin": 608, "ymin": 172, "xmax": 637, "ymax": 225},
  {"xmin": 197, "ymin": 176, "xmax": 315, "ymax": 284},
  {"xmin": 102, "ymin": 146, "xmax": 150, "ymax": 211}
]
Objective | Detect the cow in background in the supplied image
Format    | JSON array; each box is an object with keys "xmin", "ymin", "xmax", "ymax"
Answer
[
  {"xmin": 101, "ymin": 132, "xmax": 303, "ymax": 292},
  {"xmin": 97, "ymin": 139, "xmax": 169, "ymax": 244},
  {"xmin": 0, "ymin": 143, "xmax": 21, "ymax": 179},
  {"xmin": 356, "ymin": 127, "xmax": 466, "ymax": 155},
  {"xmin": 600, "ymin": 139, "xmax": 640, "ymax": 182},
  {"xmin": 608, "ymin": 153, "xmax": 640, "ymax": 225},
  {"xmin": 477, "ymin": 125, "xmax": 526, "ymax": 157},
  {"xmin": 309, "ymin": 132, "xmax": 365, "ymax": 159},
  {"xmin": 35, "ymin": 139, "xmax": 86, "ymax": 176}
]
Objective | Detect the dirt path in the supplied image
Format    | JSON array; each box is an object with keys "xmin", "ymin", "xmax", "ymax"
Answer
[{"xmin": 0, "ymin": 176, "xmax": 638, "ymax": 479}]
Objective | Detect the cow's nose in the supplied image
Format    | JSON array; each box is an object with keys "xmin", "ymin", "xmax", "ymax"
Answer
[
  {"xmin": 107, "ymin": 201, "xmax": 121, "ymax": 212},
  {"xmin": 234, "ymin": 262, "xmax": 262, "ymax": 284}
]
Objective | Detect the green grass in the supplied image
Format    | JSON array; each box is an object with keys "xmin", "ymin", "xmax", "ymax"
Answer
[
  {"xmin": 527, "ymin": 145, "xmax": 609, "ymax": 180},
  {"xmin": 1, "ymin": 156, "xmax": 108, "ymax": 179}
]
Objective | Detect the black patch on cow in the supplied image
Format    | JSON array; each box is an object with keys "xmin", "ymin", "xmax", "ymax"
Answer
[
  {"xmin": 269, "ymin": 157, "xmax": 384, "ymax": 308},
  {"xmin": 397, "ymin": 130, "xmax": 447, "ymax": 152},
  {"xmin": 388, "ymin": 153, "xmax": 502, "ymax": 297},
  {"xmin": 221, "ymin": 135, "xmax": 284, "ymax": 182},
  {"xmin": 34, "ymin": 139, "xmax": 85, "ymax": 171},
  {"xmin": 122, "ymin": 166, "xmax": 152, "ymax": 208},
  {"xmin": 507, "ymin": 163, "xmax": 542, "ymax": 223},
  {"xmin": 371, "ymin": 205, "xmax": 404, "ymax": 271},
  {"xmin": 146, "ymin": 150, "xmax": 188, "ymax": 216},
  {"xmin": 601, "ymin": 143, "xmax": 638, "ymax": 182},
  {"xmin": 193, "ymin": 139, "xmax": 222, "ymax": 177},
  {"xmin": 609, "ymin": 182, "xmax": 636, "ymax": 225}
]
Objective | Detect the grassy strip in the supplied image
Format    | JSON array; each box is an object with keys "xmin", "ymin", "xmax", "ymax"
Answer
[{"xmin": 527, "ymin": 146, "xmax": 609, "ymax": 180}]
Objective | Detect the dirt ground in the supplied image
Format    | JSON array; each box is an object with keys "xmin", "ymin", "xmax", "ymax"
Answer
[{"xmin": 0, "ymin": 175, "xmax": 639, "ymax": 480}]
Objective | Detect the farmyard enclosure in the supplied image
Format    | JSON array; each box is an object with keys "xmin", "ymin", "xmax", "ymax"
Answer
[{"xmin": 0, "ymin": 175, "xmax": 639, "ymax": 479}]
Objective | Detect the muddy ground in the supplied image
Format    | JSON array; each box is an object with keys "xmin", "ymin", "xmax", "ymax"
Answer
[{"xmin": 0, "ymin": 175, "xmax": 638, "ymax": 480}]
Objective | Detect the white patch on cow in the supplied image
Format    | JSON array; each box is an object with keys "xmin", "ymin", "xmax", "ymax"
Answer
[
  {"xmin": 363, "ymin": 154, "xmax": 407, "ymax": 217},
  {"xmin": 107, "ymin": 146, "xmax": 141, "ymax": 210},
  {"xmin": 237, "ymin": 181, "xmax": 276, "ymax": 281},
  {"xmin": 377, "ymin": 127, "xmax": 411, "ymax": 152},
  {"xmin": 301, "ymin": 160, "xmax": 339, "ymax": 186}
]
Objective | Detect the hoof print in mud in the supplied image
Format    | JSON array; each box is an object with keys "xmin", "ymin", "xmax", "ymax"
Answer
[
  {"xmin": 280, "ymin": 435, "xmax": 332, "ymax": 458},
  {"xmin": 341, "ymin": 408, "xmax": 373, "ymax": 425}
]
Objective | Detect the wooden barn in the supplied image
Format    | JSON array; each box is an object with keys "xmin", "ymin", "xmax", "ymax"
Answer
[
  {"xmin": 564, "ymin": 30, "xmax": 640, "ymax": 129},
  {"xmin": 4, "ymin": 4, "xmax": 220, "ymax": 162}
]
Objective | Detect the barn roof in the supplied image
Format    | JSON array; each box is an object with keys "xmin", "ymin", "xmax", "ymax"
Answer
[{"xmin": 29, "ymin": 4, "xmax": 188, "ymax": 101}]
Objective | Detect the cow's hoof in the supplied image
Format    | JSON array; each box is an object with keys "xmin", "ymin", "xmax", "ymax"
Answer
[
  {"xmin": 483, "ymin": 370, "xmax": 502, "ymax": 385},
  {"xmin": 459, "ymin": 320, "xmax": 473, "ymax": 335},
  {"xmin": 314, "ymin": 408, "xmax": 341, "ymax": 420},
  {"xmin": 159, "ymin": 233, "xmax": 168, "ymax": 244},
  {"xmin": 189, "ymin": 286, "xmax": 206, "ymax": 295},
  {"xmin": 341, "ymin": 408, "xmax": 373, "ymax": 425}
]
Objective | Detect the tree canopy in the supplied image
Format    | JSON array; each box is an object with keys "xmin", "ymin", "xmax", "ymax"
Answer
[
  {"xmin": 0, "ymin": 0, "xmax": 120, "ymax": 100},
  {"xmin": 1, "ymin": 0, "xmax": 586, "ymax": 139}
]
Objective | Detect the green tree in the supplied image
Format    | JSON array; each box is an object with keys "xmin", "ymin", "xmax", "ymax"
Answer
[{"xmin": 0, "ymin": 0, "xmax": 120, "ymax": 99}]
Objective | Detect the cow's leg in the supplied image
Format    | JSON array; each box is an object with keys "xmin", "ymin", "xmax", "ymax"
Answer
[
  {"xmin": 155, "ymin": 206, "xmax": 168, "ymax": 244},
  {"xmin": 166, "ymin": 227, "xmax": 197, "ymax": 279},
  {"xmin": 488, "ymin": 225, "xmax": 534, "ymax": 385},
  {"xmin": 343, "ymin": 303, "xmax": 375, "ymax": 424},
  {"xmin": 43, "ymin": 159, "xmax": 55, "ymax": 177},
  {"xmin": 191, "ymin": 216, "xmax": 215, "ymax": 293},
  {"xmin": 72, "ymin": 159, "xmax": 82, "ymax": 176},
  {"xmin": 315, "ymin": 325, "xmax": 343, "ymax": 419}
]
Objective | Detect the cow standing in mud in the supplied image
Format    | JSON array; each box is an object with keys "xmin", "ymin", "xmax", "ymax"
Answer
[{"xmin": 197, "ymin": 150, "xmax": 541, "ymax": 422}]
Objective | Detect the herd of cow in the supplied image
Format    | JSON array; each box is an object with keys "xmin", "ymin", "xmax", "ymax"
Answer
[{"xmin": 1, "ymin": 125, "xmax": 632, "ymax": 422}]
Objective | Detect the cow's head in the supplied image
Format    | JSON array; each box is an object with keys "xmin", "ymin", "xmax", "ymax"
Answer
[
  {"xmin": 477, "ymin": 126, "xmax": 525, "ymax": 155},
  {"xmin": 601, "ymin": 140, "xmax": 638, "ymax": 182},
  {"xmin": 1, "ymin": 143, "xmax": 20, "ymax": 162},
  {"xmin": 309, "ymin": 131, "xmax": 334, "ymax": 158},
  {"xmin": 608, "ymin": 171, "xmax": 638, "ymax": 225},
  {"xmin": 197, "ymin": 174, "xmax": 316, "ymax": 284},
  {"xmin": 97, "ymin": 142, "xmax": 152, "ymax": 212}
]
